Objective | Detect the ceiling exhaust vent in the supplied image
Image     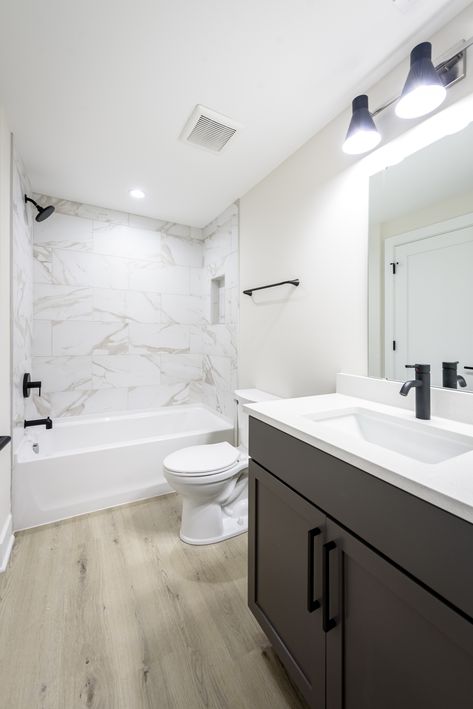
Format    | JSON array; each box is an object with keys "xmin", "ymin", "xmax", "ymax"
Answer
[{"xmin": 181, "ymin": 105, "xmax": 241, "ymax": 153}]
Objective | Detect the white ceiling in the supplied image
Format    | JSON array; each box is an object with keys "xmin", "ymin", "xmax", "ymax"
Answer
[{"xmin": 0, "ymin": 0, "xmax": 470, "ymax": 227}]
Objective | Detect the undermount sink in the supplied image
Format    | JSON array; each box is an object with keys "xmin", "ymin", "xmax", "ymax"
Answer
[{"xmin": 302, "ymin": 408, "xmax": 473, "ymax": 464}]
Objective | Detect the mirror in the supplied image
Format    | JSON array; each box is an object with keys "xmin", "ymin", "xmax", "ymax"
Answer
[{"xmin": 368, "ymin": 116, "xmax": 473, "ymax": 391}]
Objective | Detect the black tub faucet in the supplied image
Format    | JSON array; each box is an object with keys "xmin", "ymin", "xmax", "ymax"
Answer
[
  {"xmin": 24, "ymin": 417, "xmax": 53, "ymax": 430},
  {"xmin": 399, "ymin": 364, "xmax": 431, "ymax": 420},
  {"xmin": 442, "ymin": 362, "xmax": 467, "ymax": 389}
]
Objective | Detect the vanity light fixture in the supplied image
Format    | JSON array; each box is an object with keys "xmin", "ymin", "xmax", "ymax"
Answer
[
  {"xmin": 395, "ymin": 42, "xmax": 446, "ymax": 119},
  {"xmin": 129, "ymin": 188, "xmax": 145, "ymax": 199},
  {"xmin": 342, "ymin": 36, "xmax": 472, "ymax": 154},
  {"xmin": 342, "ymin": 95, "xmax": 381, "ymax": 155}
]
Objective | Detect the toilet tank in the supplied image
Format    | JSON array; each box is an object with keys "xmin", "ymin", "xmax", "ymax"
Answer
[{"xmin": 234, "ymin": 388, "xmax": 280, "ymax": 450}]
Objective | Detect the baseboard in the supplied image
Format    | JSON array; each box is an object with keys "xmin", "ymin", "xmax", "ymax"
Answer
[{"xmin": 0, "ymin": 514, "xmax": 14, "ymax": 573}]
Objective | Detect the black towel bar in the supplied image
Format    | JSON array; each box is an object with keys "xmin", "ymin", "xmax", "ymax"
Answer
[{"xmin": 243, "ymin": 278, "xmax": 300, "ymax": 296}]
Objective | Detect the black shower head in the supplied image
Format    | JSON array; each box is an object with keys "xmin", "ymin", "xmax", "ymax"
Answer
[
  {"xmin": 35, "ymin": 204, "xmax": 55, "ymax": 222},
  {"xmin": 24, "ymin": 195, "xmax": 55, "ymax": 222}
]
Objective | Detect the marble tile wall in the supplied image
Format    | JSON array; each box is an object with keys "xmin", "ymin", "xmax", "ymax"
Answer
[
  {"xmin": 30, "ymin": 196, "xmax": 206, "ymax": 418},
  {"xmin": 11, "ymin": 146, "xmax": 34, "ymax": 449},
  {"xmin": 199, "ymin": 203, "xmax": 239, "ymax": 421}
]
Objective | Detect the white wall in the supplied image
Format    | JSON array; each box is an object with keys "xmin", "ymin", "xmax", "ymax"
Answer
[
  {"xmin": 0, "ymin": 108, "xmax": 13, "ymax": 571},
  {"xmin": 239, "ymin": 5, "xmax": 473, "ymax": 397}
]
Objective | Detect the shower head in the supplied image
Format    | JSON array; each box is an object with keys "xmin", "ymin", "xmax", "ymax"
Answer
[{"xmin": 24, "ymin": 195, "xmax": 55, "ymax": 222}]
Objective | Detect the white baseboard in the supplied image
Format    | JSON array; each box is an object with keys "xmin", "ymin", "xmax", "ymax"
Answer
[{"xmin": 0, "ymin": 514, "xmax": 14, "ymax": 573}]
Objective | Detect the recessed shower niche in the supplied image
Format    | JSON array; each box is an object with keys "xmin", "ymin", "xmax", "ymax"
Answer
[{"xmin": 211, "ymin": 275, "xmax": 225, "ymax": 324}]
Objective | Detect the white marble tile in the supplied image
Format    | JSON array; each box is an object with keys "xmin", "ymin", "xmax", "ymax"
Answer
[
  {"xmin": 201, "ymin": 323, "xmax": 237, "ymax": 359},
  {"xmin": 161, "ymin": 235, "xmax": 202, "ymax": 268},
  {"xmin": 33, "ymin": 245, "xmax": 52, "ymax": 263},
  {"xmin": 128, "ymin": 213, "xmax": 166, "ymax": 232},
  {"xmin": 92, "ymin": 354, "xmax": 161, "ymax": 389},
  {"xmin": 224, "ymin": 251, "xmax": 239, "ymax": 288},
  {"xmin": 225, "ymin": 286, "xmax": 239, "ymax": 325},
  {"xmin": 202, "ymin": 203, "xmax": 238, "ymax": 239},
  {"xmin": 161, "ymin": 294, "xmax": 202, "ymax": 325},
  {"xmin": 34, "ymin": 256, "xmax": 55, "ymax": 284},
  {"xmin": 199, "ymin": 382, "xmax": 218, "ymax": 411},
  {"xmin": 129, "ymin": 323, "xmax": 189, "ymax": 353},
  {"xmin": 32, "ymin": 321, "xmax": 52, "ymax": 356},
  {"xmin": 202, "ymin": 354, "xmax": 232, "ymax": 390},
  {"xmin": 189, "ymin": 325, "xmax": 203, "ymax": 354},
  {"xmin": 80, "ymin": 388, "xmax": 128, "ymax": 415},
  {"xmin": 34, "ymin": 212, "xmax": 93, "ymax": 250},
  {"xmin": 93, "ymin": 223, "xmax": 162, "ymax": 261},
  {"xmin": 34, "ymin": 284, "xmax": 94, "ymax": 321},
  {"xmin": 25, "ymin": 197, "xmax": 239, "ymax": 420},
  {"xmin": 31, "ymin": 388, "xmax": 128, "ymax": 418},
  {"xmin": 162, "ymin": 223, "xmax": 191, "ymax": 239},
  {"xmin": 125, "ymin": 291, "xmax": 162, "ymax": 323},
  {"xmin": 52, "ymin": 250, "xmax": 129, "ymax": 290},
  {"xmin": 190, "ymin": 268, "xmax": 203, "ymax": 296},
  {"xmin": 34, "ymin": 195, "xmax": 129, "ymax": 226},
  {"xmin": 52, "ymin": 321, "xmax": 128, "ymax": 355},
  {"xmin": 93, "ymin": 288, "xmax": 127, "ymax": 322},
  {"xmin": 160, "ymin": 354, "xmax": 202, "ymax": 384},
  {"xmin": 127, "ymin": 383, "xmax": 190, "ymax": 410},
  {"xmin": 128, "ymin": 261, "xmax": 189, "ymax": 295},
  {"xmin": 33, "ymin": 356, "xmax": 92, "ymax": 393}
]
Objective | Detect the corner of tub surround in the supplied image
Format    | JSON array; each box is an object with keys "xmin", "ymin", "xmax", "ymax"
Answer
[
  {"xmin": 336, "ymin": 372, "xmax": 473, "ymax": 426},
  {"xmin": 0, "ymin": 514, "xmax": 14, "ymax": 573}
]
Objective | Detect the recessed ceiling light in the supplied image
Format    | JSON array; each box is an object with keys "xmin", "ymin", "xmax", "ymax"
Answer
[{"xmin": 129, "ymin": 188, "xmax": 145, "ymax": 199}]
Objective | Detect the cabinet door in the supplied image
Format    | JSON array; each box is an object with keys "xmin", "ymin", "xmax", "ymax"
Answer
[
  {"xmin": 248, "ymin": 460, "xmax": 325, "ymax": 708},
  {"xmin": 324, "ymin": 518, "xmax": 473, "ymax": 709}
]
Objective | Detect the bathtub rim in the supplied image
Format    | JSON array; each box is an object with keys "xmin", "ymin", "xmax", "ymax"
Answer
[{"xmin": 15, "ymin": 403, "xmax": 234, "ymax": 463}]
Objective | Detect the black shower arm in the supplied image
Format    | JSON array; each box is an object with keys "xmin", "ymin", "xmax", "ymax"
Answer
[{"xmin": 24, "ymin": 194, "xmax": 40, "ymax": 209}]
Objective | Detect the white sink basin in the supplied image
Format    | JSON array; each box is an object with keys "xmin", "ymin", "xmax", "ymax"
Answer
[{"xmin": 303, "ymin": 408, "xmax": 473, "ymax": 464}]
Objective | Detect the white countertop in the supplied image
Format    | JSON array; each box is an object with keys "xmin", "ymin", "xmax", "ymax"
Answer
[{"xmin": 245, "ymin": 393, "xmax": 473, "ymax": 525}]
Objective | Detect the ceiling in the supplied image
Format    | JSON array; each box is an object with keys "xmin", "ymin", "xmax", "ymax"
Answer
[{"xmin": 0, "ymin": 0, "xmax": 470, "ymax": 227}]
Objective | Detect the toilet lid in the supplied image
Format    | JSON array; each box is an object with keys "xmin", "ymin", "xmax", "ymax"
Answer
[{"xmin": 164, "ymin": 442, "xmax": 240, "ymax": 476}]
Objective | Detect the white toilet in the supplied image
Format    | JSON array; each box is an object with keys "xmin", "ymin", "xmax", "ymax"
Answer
[{"xmin": 163, "ymin": 389, "xmax": 278, "ymax": 545}]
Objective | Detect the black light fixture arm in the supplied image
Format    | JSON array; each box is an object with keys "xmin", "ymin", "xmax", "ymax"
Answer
[
  {"xmin": 370, "ymin": 36, "xmax": 472, "ymax": 120},
  {"xmin": 243, "ymin": 278, "xmax": 300, "ymax": 296}
]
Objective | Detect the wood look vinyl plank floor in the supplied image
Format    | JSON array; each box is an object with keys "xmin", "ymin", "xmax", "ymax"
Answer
[{"xmin": 0, "ymin": 494, "xmax": 307, "ymax": 709}]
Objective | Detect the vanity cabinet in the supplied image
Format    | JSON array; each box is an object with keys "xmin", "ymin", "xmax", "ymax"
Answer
[{"xmin": 248, "ymin": 419, "xmax": 473, "ymax": 709}]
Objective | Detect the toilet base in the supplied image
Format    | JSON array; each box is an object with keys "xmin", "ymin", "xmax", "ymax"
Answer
[
  {"xmin": 180, "ymin": 517, "xmax": 247, "ymax": 545},
  {"xmin": 180, "ymin": 498, "xmax": 248, "ymax": 546}
]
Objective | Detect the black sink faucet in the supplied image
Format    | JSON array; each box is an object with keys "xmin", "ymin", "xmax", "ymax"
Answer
[
  {"xmin": 399, "ymin": 364, "xmax": 431, "ymax": 420},
  {"xmin": 442, "ymin": 362, "xmax": 467, "ymax": 389},
  {"xmin": 24, "ymin": 417, "xmax": 53, "ymax": 430}
]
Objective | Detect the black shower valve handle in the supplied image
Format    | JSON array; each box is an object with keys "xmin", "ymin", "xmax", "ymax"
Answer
[{"xmin": 23, "ymin": 373, "xmax": 42, "ymax": 398}]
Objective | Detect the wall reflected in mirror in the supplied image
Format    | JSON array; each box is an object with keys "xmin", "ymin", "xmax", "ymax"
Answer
[{"xmin": 368, "ymin": 112, "xmax": 473, "ymax": 391}]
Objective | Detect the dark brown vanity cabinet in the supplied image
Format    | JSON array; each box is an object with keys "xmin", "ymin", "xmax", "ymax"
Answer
[
  {"xmin": 248, "ymin": 421, "xmax": 473, "ymax": 709},
  {"xmin": 248, "ymin": 462, "xmax": 326, "ymax": 707}
]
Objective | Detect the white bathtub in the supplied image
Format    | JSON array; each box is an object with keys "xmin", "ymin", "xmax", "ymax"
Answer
[{"xmin": 13, "ymin": 405, "xmax": 233, "ymax": 530}]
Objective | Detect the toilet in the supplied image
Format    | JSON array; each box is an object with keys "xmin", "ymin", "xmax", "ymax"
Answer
[{"xmin": 163, "ymin": 389, "xmax": 279, "ymax": 545}]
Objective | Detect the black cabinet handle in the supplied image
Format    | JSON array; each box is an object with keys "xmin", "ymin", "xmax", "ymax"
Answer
[
  {"xmin": 307, "ymin": 527, "xmax": 321, "ymax": 613},
  {"xmin": 323, "ymin": 541, "xmax": 337, "ymax": 632}
]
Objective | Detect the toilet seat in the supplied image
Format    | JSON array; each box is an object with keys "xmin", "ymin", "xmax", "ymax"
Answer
[{"xmin": 164, "ymin": 442, "xmax": 241, "ymax": 477}]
